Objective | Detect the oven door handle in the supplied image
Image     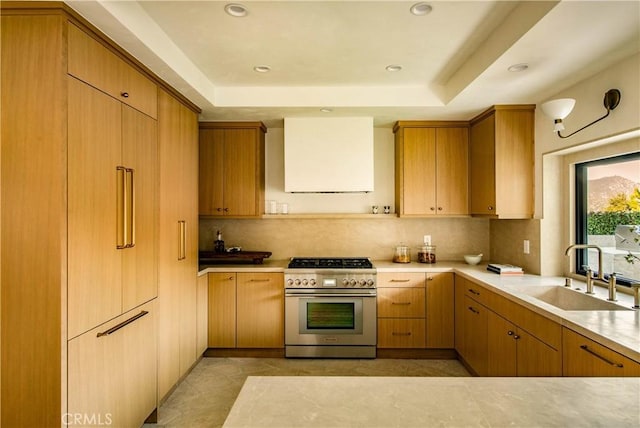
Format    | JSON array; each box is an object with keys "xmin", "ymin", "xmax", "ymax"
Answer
[{"xmin": 285, "ymin": 293, "xmax": 376, "ymax": 298}]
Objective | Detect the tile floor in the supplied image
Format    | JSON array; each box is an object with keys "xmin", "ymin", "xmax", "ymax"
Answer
[{"xmin": 150, "ymin": 357, "xmax": 470, "ymax": 427}]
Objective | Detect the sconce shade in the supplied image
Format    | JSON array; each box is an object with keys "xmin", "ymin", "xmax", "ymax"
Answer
[{"xmin": 540, "ymin": 98, "xmax": 576, "ymax": 120}]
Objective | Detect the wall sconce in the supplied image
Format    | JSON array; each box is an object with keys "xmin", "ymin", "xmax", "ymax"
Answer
[{"xmin": 540, "ymin": 89, "xmax": 621, "ymax": 138}]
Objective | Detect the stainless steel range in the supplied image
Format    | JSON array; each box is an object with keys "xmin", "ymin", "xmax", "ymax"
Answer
[{"xmin": 284, "ymin": 257, "xmax": 377, "ymax": 358}]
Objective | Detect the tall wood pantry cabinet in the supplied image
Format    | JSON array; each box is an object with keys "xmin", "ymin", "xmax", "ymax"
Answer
[
  {"xmin": 393, "ymin": 121, "xmax": 469, "ymax": 217},
  {"xmin": 199, "ymin": 122, "xmax": 266, "ymax": 217},
  {"xmin": 469, "ymin": 105, "xmax": 535, "ymax": 218},
  {"xmin": 1, "ymin": 3, "xmax": 201, "ymax": 426}
]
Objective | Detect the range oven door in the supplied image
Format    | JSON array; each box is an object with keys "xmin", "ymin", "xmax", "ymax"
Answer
[{"xmin": 285, "ymin": 291, "xmax": 377, "ymax": 346}]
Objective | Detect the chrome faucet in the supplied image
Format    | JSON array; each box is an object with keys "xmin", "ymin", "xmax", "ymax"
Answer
[{"xmin": 565, "ymin": 244, "xmax": 607, "ymax": 295}]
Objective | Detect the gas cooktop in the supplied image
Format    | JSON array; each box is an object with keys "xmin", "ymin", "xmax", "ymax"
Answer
[{"xmin": 287, "ymin": 257, "xmax": 373, "ymax": 269}]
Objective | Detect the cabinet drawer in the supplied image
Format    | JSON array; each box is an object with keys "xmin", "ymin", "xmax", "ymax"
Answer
[
  {"xmin": 377, "ymin": 288, "xmax": 425, "ymax": 318},
  {"xmin": 463, "ymin": 280, "xmax": 491, "ymax": 307},
  {"xmin": 68, "ymin": 23, "xmax": 157, "ymax": 118},
  {"xmin": 377, "ymin": 272, "xmax": 425, "ymax": 288},
  {"xmin": 563, "ymin": 328, "xmax": 640, "ymax": 377},
  {"xmin": 378, "ymin": 319, "xmax": 426, "ymax": 348},
  {"xmin": 68, "ymin": 301, "xmax": 157, "ymax": 427}
]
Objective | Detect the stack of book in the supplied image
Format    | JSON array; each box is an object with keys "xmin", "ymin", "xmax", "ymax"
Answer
[{"xmin": 487, "ymin": 263, "xmax": 524, "ymax": 275}]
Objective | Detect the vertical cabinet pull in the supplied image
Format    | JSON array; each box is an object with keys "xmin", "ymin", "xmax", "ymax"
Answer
[
  {"xmin": 126, "ymin": 168, "xmax": 135, "ymax": 248},
  {"xmin": 116, "ymin": 166, "xmax": 135, "ymax": 249},
  {"xmin": 178, "ymin": 220, "xmax": 186, "ymax": 260},
  {"xmin": 116, "ymin": 166, "xmax": 127, "ymax": 249}
]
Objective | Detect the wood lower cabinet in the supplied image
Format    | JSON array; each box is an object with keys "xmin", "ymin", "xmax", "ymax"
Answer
[
  {"xmin": 426, "ymin": 273, "xmax": 454, "ymax": 348},
  {"xmin": 199, "ymin": 122, "xmax": 266, "ymax": 217},
  {"xmin": 208, "ymin": 272, "xmax": 284, "ymax": 348},
  {"xmin": 236, "ymin": 273, "xmax": 285, "ymax": 348},
  {"xmin": 487, "ymin": 310, "xmax": 561, "ymax": 376},
  {"xmin": 208, "ymin": 273, "xmax": 238, "ymax": 348},
  {"xmin": 563, "ymin": 328, "xmax": 640, "ymax": 377},
  {"xmin": 68, "ymin": 301, "xmax": 157, "ymax": 428},
  {"xmin": 377, "ymin": 273, "xmax": 426, "ymax": 348},
  {"xmin": 462, "ymin": 295, "xmax": 489, "ymax": 376},
  {"xmin": 393, "ymin": 122, "xmax": 469, "ymax": 217}
]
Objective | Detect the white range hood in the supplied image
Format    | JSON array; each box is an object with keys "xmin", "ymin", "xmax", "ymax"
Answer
[{"xmin": 284, "ymin": 117, "xmax": 374, "ymax": 193}]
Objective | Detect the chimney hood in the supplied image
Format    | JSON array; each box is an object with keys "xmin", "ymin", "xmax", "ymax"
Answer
[{"xmin": 284, "ymin": 117, "xmax": 374, "ymax": 193}]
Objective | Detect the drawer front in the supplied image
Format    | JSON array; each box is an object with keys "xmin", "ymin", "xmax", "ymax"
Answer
[
  {"xmin": 378, "ymin": 318, "xmax": 426, "ymax": 348},
  {"xmin": 563, "ymin": 328, "xmax": 640, "ymax": 377},
  {"xmin": 377, "ymin": 272, "xmax": 425, "ymax": 288},
  {"xmin": 68, "ymin": 23, "xmax": 157, "ymax": 118},
  {"xmin": 463, "ymin": 279, "xmax": 491, "ymax": 307},
  {"xmin": 377, "ymin": 288, "xmax": 425, "ymax": 318}
]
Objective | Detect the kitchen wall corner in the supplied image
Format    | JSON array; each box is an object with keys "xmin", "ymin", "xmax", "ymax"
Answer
[{"xmin": 490, "ymin": 219, "xmax": 541, "ymax": 274}]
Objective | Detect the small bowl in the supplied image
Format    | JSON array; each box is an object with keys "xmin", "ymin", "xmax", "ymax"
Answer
[{"xmin": 464, "ymin": 255, "xmax": 482, "ymax": 265}]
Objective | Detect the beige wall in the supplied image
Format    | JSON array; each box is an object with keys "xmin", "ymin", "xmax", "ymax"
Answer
[
  {"xmin": 200, "ymin": 217, "xmax": 490, "ymax": 263},
  {"xmin": 537, "ymin": 53, "xmax": 640, "ymax": 276},
  {"xmin": 490, "ymin": 219, "xmax": 541, "ymax": 274}
]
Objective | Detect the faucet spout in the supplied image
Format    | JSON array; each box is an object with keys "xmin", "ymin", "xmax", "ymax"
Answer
[{"xmin": 564, "ymin": 244, "xmax": 604, "ymax": 280}]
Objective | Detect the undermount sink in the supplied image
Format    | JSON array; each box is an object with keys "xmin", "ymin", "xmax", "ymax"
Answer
[{"xmin": 514, "ymin": 285, "xmax": 632, "ymax": 311}]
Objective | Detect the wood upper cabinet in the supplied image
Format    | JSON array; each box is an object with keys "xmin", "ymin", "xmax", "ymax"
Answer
[
  {"xmin": 199, "ymin": 122, "xmax": 266, "ymax": 217},
  {"xmin": 67, "ymin": 22, "xmax": 157, "ymax": 118},
  {"xmin": 469, "ymin": 105, "xmax": 535, "ymax": 218},
  {"xmin": 393, "ymin": 122, "xmax": 469, "ymax": 217},
  {"xmin": 563, "ymin": 328, "xmax": 640, "ymax": 377},
  {"xmin": 425, "ymin": 273, "xmax": 455, "ymax": 348}
]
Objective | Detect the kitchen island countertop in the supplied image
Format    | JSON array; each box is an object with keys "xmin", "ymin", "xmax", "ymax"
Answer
[{"xmin": 223, "ymin": 376, "xmax": 640, "ymax": 428}]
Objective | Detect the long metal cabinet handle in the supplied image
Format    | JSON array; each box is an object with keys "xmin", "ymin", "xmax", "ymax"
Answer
[
  {"xmin": 391, "ymin": 302, "xmax": 411, "ymax": 305},
  {"xmin": 178, "ymin": 220, "xmax": 186, "ymax": 260},
  {"xmin": 389, "ymin": 279, "xmax": 411, "ymax": 283},
  {"xmin": 579, "ymin": 345, "xmax": 624, "ymax": 368},
  {"xmin": 97, "ymin": 310, "xmax": 149, "ymax": 337},
  {"xmin": 116, "ymin": 166, "xmax": 127, "ymax": 249},
  {"xmin": 249, "ymin": 279, "xmax": 271, "ymax": 282},
  {"xmin": 126, "ymin": 168, "xmax": 135, "ymax": 248}
]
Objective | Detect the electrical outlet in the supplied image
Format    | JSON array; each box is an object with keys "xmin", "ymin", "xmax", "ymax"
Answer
[
  {"xmin": 423, "ymin": 235, "xmax": 431, "ymax": 245},
  {"xmin": 523, "ymin": 240, "xmax": 530, "ymax": 254}
]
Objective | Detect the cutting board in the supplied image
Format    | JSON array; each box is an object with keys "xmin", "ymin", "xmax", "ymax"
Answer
[{"xmin": 199, "ymin": 251, "xmax": 272, "ymax": 265}]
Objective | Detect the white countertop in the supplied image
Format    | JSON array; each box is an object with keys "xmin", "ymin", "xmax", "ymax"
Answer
[
  {"xmin": 199, "ymin": 260, "xmax": 640, "ymax": 363},
  {"xmin": 223, "ymin": 376, "xmax": 640, "ymax": 428}
]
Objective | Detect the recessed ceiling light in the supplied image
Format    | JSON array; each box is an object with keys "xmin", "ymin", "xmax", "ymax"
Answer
[
  {"xmin": 320, "ymin": 108, "xmax": 333, "ymax": 113},
  {"xmin": 386, "ymin": 65, "xmax": 402, "ymax": 72},
  {"xmin": 253, "ymin": 65, "xmax": 271, "ymax": 73},
  {"xmin": 225, "ymin": 3, "xmax": 248, "ymax": 17},
  {"xmin": 410, "ymin": 2, "xmax": 433, "ymax": 16},
  {"xmin": 508, "ymin": 63, "xmax": 529, "ymax": 72}
]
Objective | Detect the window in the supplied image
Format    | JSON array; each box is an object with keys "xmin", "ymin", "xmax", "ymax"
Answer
[{"xmin": 575, "ymin": 153, "xmax": 640, "ymax": 284}]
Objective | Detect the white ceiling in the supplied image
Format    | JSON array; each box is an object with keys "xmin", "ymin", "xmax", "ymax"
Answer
[{"xmin": 66, "ymin": 0, "xmax": 640, "ymax": 127}]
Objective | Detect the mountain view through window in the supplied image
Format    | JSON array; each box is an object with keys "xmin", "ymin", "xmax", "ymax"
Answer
[{"xmin": 578, "ymin": 154, "xmax": 640, "ymax": 283}]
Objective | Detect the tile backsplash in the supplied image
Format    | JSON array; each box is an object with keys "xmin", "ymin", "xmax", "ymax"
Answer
[{"xmin": 200, "ymin": 217, "xmax": 490, "ymax": 262}]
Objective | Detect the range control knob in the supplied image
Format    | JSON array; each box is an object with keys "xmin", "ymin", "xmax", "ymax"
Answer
[
  {"xmin": 294, "ymin": 279, "xmax": 301, "ymax": 286},
  {"xmin": 367, "ymin": 279, "xmax": 375, "ymax": 286},
  {"xmin": 359, "ymin": 279, "xmax": 367, "ymax": 286},
  {"xmin": 342, "ymin": 278, "xmax": 349, "ymax": 286},
  {"xmin": 350, "ymin": 279, "xmax": 357, "ymax": 286},
  {"xmin": 302, "ymin": 279, "xmax": 308, "ymax": 286},
  {"xmin": 310, "ymin": 279, "xmax": 316, "ymax": 286},
  {"xmin": 287, "ymin": 279, "xmax": 294, "ymax": 286}
]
